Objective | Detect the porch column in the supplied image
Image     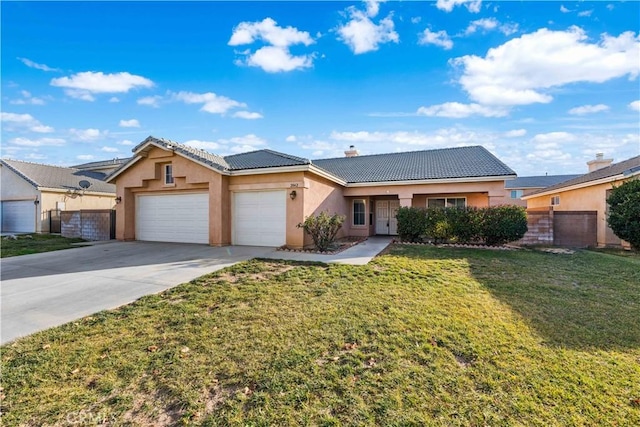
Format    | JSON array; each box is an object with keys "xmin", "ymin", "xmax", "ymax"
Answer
[{"xmin": 398, "ymin": 191, "xmax": 413, "ymax": 207}]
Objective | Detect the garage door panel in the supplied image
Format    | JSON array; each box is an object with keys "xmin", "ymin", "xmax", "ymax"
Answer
[
  {"xmin": 1, "ymin": 201, "xmax": 36, "ymax": 233},
  {"xmin": 136, "ymin": 193, "xmax": 209, "ymax": 244},
  {"xmin": 233, "ymin": 190, "xmax": 286, "ymax": 247}
]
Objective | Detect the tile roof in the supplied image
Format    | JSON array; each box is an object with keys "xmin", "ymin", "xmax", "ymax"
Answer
[
  {"xmin": 505, "ymin": 174, "xmax": 581, "ymax": 189},
  {"xmin": 71, "ymin": 157, "xmax": 132, "ymax": 170},
  {"xmin": 312, "ymin": 146, "xmax": 516, "ymax": 183},
  {"xmin": 225, "ymin": 149, "xmax": 310, "ymax": 170},
  {"xmin": 1, "ymin": 159, "xmax": 116, "ymax": 193},
  {"xmin": 527, "ymin": 155, "xmax": 640, "ymax": 196},
  {"xmin": 132, "ymin": 136, "xmax": 230, "ymax": 171}
]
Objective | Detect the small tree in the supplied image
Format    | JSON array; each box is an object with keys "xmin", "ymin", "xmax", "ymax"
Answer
[
  {"xmin": 607, "ymin": 179, "xmax": 640, "ymax": 250},
  {"xmin": 298, "ymin": 211, "xmax": 345, "ymax": 252}
]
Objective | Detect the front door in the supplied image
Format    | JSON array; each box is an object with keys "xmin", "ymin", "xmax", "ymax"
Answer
[{"xmin": 375, "ymin": 200, "xmax": 399, "ymax": 235}]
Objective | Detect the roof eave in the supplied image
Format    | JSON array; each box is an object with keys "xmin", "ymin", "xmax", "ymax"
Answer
[
  {"xmin": 38, "ymin": 187, "xmax": 116, "ymax": 196},
  {"xmin": 522, "ymin": 170, "xmax": 639, "ymax": 200},
  {"xmin": 229, "ymin": 164, "xmax": 347, "ymax": 186}
]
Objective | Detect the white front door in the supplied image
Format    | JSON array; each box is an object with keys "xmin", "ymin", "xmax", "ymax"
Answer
[
  {"xmin": 233, "ymin": 190, "xmax": 286, "ymax": 247},
  {"xmin": 136, "ymin": 193, "xmax": 209, "ymax": 244},
  {"xmin": 376, "ymin": 200, "xmax": 399, "ymax": 235}
]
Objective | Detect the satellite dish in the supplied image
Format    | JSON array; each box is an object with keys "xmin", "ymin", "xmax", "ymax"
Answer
[{"xmin": 78, "ymin": 180, "xmax": 91, "ymax": 189}]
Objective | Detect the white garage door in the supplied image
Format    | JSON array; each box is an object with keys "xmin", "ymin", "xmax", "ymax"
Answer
[
  {"xmin": 1, "ymin": 200, "xmax": 36, "ymax": 233},
  {"xmin": 233, "ymin": 190, "xmax": 286, "ymax": 247},
  {"xmin": 136, "ymin": 193, "xmax": 209, "ymax": 244}
]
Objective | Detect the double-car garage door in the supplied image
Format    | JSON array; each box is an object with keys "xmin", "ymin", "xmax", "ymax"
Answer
[{"xmin": 135, "ymin": 190, "xmax": 286, "ymax": 247}]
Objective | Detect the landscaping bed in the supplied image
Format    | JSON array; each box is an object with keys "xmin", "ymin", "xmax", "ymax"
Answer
[{"xmin": 278, "ymin": 236, "xmax": 367, "ymax": 254}]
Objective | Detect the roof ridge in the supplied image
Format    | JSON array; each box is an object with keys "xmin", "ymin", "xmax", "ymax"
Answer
[
  {"xmin": 261, "ymin": 149, "xmax": 310, "ymax": 164},
  {"xmin": 2, "ymin": 158, "xmax": 80, "ymax": 171}
]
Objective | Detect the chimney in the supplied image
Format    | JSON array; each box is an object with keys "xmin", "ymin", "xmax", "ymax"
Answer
[
  {"xmin": 344, "ymin": 145, "xmax": 359, "ymax": 157},
  {"xmin": 587, "ymin": 152, "xmax": 613, "ymax": 172}
]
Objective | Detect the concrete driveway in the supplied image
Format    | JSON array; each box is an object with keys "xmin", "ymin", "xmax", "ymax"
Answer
[{"xmin": 1, "ymin": 242, "xmax": 273, "ymax": 345}]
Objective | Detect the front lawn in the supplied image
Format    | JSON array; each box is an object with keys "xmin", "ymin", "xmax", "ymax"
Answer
[
  {"xmin": 2, "ymin": 246, "xmax": 639, "ymax": 425},
  {"xmin": 0, "ymin": 234, "xmax": 85, "ymax": 258}
]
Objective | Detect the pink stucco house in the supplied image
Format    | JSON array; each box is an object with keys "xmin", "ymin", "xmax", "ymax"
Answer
[{"xmin": 107, "ymin": 136, "xmax": 516, "ymax": 248}]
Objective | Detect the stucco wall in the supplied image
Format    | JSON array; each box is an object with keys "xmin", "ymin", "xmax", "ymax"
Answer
[
  {"xmin": 1, "ymin": 165, "xmax": 39, "ymax": 200},
  {"xmin": 302, "ymin": 173, "xmax": 348, "ymax": 245},
  {"xmin": 40, "ymin": 191, "xmax": 115, "ymax": 232},
  {"xmin": 525, "ymin": 179, "xmax": 626, "ymax": 247}
]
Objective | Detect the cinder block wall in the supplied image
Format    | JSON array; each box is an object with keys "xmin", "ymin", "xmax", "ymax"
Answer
[{"xmin": 61, "ymin": 210, "xmax": 113, "ymax": 241}]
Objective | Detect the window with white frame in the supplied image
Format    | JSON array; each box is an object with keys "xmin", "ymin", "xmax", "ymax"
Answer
[
  {"xmin": 427, "ymin": 197, "xmax": 466, "ymax": 208},
  {"xmin": 510, "ymin": 190, "xmax": 524, "ymax": 199},
  {"xmin": 353, "ymin": 199, "xmax": 366, "ymax": 226},
  {"xmin": 551, "ymin": 195, "xmax": 560, "ymax": 206},
  {"xmin": 164, "ymin": 164, "xmax": 174, "ymax": 185}
]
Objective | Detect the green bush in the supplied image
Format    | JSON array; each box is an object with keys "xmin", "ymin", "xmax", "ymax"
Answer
[
  {"xmin": 396, "ymin": 204, "xmax": 527, "ymax": 245},
  {"xmin": 396, "ymin": 207, "xmax": 427, "ymax": 242},
  {"xmin": 297, "ymin": 211, "xmax": 346, "ymax": 252},
  {"xmin": 607, "ymin": 179, "xmax": 640, "ymax": 250},
  {"xmin": 479, "ymin": 205, "xmax": 528, "ymax": 246}
]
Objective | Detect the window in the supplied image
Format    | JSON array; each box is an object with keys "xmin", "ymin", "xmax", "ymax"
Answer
[
  {"xmin": 510, "ymin": 190, "xmax": 524, "ymax": 199},
  {"xmin": 427, "ymin": 197, "xmax": 466, "ymax": 208},
  {"xmin": 353, "ymin": 199, "xmax": 366, "ymax": 226},
  {"xmin": 164, "ymin": 164, "xmax": 174, "ymax": 185},
  {"xmin": 551, "ymin": 195, "xmax": 560, "ymax": 206}
]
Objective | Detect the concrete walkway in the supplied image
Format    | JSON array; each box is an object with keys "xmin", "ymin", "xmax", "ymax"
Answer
[
  {"xmin": 263, "ymin": 236, "xmax": 394, "ymax": 265},
  {"xmin": 1, "ymin": 237, "xmax": 393, "ymax": 344}
]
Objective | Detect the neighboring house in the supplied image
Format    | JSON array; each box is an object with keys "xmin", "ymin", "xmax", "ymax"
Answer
[
  {"xmin": 523, "ymin": 154, "xmax": 640, "ymax": 247},
  {"xmin": 107, "ymin": 136, "xmax": 516, "ymax": 248},
  {"xmin": 0, "ymin": 159, "xmax": 117, "ymax": 233},
  {"xmin": 505, "ymin": 174, "xmax": 581, "ymax": 207},
  {"xmin": 71, "ymin": 157, "xmax": 132, "ymax": 180}
]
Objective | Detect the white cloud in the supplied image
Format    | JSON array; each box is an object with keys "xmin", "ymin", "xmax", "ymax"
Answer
[
  {"xmin": 51, "ymin": 71, "xmax": 154, "ymax": 100},
  {"xmin": 629, "ymin": 100, "xmax": 640, "ymax": 111},
  {"xmin": 568, "ymin": 104, "xmax": 610, "ymax": 115},
  {"xmin": 109, "ymin": 97, "xmax": 120, "ymax": 103},
  {"xmin": 183, "ymin": 140, "xmax": 222, "ymax": 151},
  {"xmin": 119, "ymin": 119, "xmax": 140, "ymax": 128},
  {"xmin": 436, "ymin": 0, "xmax": 482, "ymax": 13},
  {"xmin": 578, "ymin": 10, "xmax": 593, "ymax": 17},
  {"xmin": 464, "ymin": 18, "xmax": 518, "ymax": 36},
  {"xmin": 411, "ymin": 16, "xmax": 422, "ymax": 24},
  {"xmin": 419, "ymin": 29, "xmax": 453, "ymax": 50},
  {"xmin": 228, "ymin": 134, "xmax": 267, "ymax": 148},
  {"xmin": 452, "ymin": 27, "xmax": 640, "ymax": 106},
  {"xmin": 337, "ymin": 3, "xmax": 399, "ymax": 54},
  {"xmin": 10, "ymin": 90, "xmax": 46, "ymax": 105},
  {"xmin": 329, "ymin": 128, "xmax": 485, "ymax": 149},
  {"xmin": 229, "ymin": 18, "xmax": 315, "ymax": 72},
  {"xmin": 244, "ymin": 46, "xmax": 314, "ymax": 73},
  {"xmin": 117, "ymin": 139, "xmax": 134, "ymax": 146},
  {"xmin": 531, "ymin": 131, "xmax": 577, "ymax": 144},
  {"xmin": 560, "ymin": 5, "xmax": 571, "ymax": 13},
  {"xmin": 76, "ymin": 155, "xmax": 95, "ymax": 161},
  {"xmin": 100, "ymin": 146, "xmax": 119, "ymax": 153},
  {"xmin": 69, "ymin": 128, "xmax": 106, "ymax": 142},
  {"xmin": 9, "ymin": 137, "xmax": 65, "ymax": 147},
  {"xmin": 137, "ymin": 95, "xmax": 162, "ymax": 107},
  {"xmin": 0, "ymin": 112, "xmax": 54, "ymax": 133},
  {"xmin": 285, "ymin": 135, "xmax": 297, "ymax": 142},
  {"xmin": 232, "ymin": 111, "xmax": 263, "ymax": 119},
  {"xmin": 504, "ymin": 129, "xmax": 527, "ymax": 137},
  {"xmin": 417, "ymin": 102, "xmax": 508, "ymax": 118},
  {"xmin": 171, "ymin": 91, "xmax": 246, "ymax": 114},
  {"xmin": 17, "ymin": 57, "xmax": 60, "ymax": 72}
]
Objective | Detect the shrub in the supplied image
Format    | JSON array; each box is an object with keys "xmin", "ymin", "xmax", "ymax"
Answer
[
  {"xmin": 479, "ymin": 205, "xmax": 528, "ymax": 245},
  {"xmin": 424, "ymin": 208, "xmax": 452, "ymax": 244},
  {"xmin": 297, "ymin": 211, "xmax": 345, "ymax": 252},
  {"xmin": 396, "ymin": 207, "xmax": 427, "ymax": 242},
  {"xmin": 447, "ymin": 207, "xmax": 481, "ymax": 243},
  {"xmin": 607, "ymin": 179, "xmax": 640, "ymax": 250}
]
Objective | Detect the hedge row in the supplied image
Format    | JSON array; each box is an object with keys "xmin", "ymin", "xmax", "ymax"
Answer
[{"xmin": 396, "ymin": 205, "xmax": 528, "ymax": 246}]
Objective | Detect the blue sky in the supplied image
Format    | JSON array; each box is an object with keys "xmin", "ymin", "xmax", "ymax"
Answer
[{"xmin": 2, "ymin": 0, "xmax": 639, "ymax": 176}]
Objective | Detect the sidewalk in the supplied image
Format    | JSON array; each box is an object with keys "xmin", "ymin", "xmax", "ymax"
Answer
[{"xmin": 262, "ymin": 236, "xmax": 394, "ymax": 265}]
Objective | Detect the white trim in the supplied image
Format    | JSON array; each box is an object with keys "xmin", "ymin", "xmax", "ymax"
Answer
[
  {"xmin": 164, "ymin": 164, "xmax": 174, "ymax": 185},
  {"xmin": 352, "ymin": 199, "xmax": 366, "ymax": 227},
  {"xmin": 521, "ymin": 171, "xmax": 639, "ymax": 200},
  {"xmin": 427, "ymin": 196, "xmax": 467, "ymax": 208},
  {"xmin": 347, "ymin": 175, "xmax": 515, "ymax": 187}
]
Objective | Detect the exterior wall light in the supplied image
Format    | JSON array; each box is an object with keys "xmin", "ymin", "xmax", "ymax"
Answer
[
  {"xmin": 115, "ymin": 196, "xmax": 122, "ymax": 204},
  {"xmin": 289, "ymin": 190, "xmax": 297, "ymax": 200}
]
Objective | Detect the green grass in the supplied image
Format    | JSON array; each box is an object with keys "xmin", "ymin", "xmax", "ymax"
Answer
[
  {"xmin": 0, "ymin": 234, "xmax": 85, "ymax": 258},
  {"xmin": 2, "ymin": 246, "xmax": 639, "ymax": 425}
]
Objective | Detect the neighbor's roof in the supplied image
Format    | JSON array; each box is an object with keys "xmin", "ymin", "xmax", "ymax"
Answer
[
  {"xmin": 505, "ymin": 174, "xmax": 581, "ymax": 189},
  {"xmin": 71, "ymin": 157, "xmax": 132, "ymax": 170},
  {"xmin": 524, "ymin": 155, "xmax": 640, "ymax": 198},
  {"xmin": 110, "ymin": 136, "xmax": 516, "ymax": 184},
  {"xmin": 313, "ymin": 146, "xmax": 516, "ymax": 183},
  {"xmin": 1, "ymin": 159, "xmax": 116, "ymax": 193}
]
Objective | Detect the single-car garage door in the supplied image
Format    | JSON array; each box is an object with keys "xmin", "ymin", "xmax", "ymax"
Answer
[
  {"xmin": 233, "ymin": 190, "xmax": 286, "ymax": 247},
  {"xmin": 1, "ymin": 200, "xmax": 36, "ymax": 233},
  {"xmin": 136, "ymin": 193, "xmax": 209, "ymax": 244}
]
